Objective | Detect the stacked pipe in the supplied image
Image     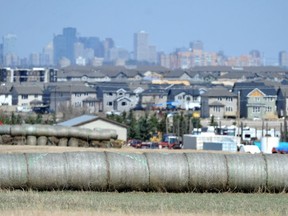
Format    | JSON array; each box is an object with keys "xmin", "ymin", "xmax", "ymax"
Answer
[
  {"xmin": 0, "ymin": 152, "xmax": 288, "ymax": 192},
  {"xmin": 0, "ymin": 125, "xmax": 118, "ymax": 147}
]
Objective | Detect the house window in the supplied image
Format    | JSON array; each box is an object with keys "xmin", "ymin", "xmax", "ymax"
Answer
[
  {"xmin": 266, "ymin": 97, "xmax": 273, "ymax": 101},
  {"xmin": 109, "ymin": 92, "xmax": 113, "ymax": 96},
  {"xmin": 217, "ymin": 97, "xmax": 222, "ymax": 101},
  {"xmin": 226, "ymin": 97, "xmax": 232, "ymax": 101},
  {"xmin": 119, "ymin": 92, "xmax": 123, "ymax": 96},
  {"xmin": 75, "ymin": 93, "xmax": 81, "ymax": 97},
  {"xmin": 266, "ymin": 106, "xmax": 272, "ymax": 112},
  {"xmin": 186, "ymin": 97, "xmax": 191, "ymax": 101},
  {"xmin": 225, "ymin": 107, "xmax": 233, "ymax": 112},
  {"xmin": 213, "ymin": 106, "xmax": 220, "ymax": 112},
  {"xmin": 121, "ymin": 101, "xmax": 127, "ymax": 106},
  {"xmin": 255, "ymin": 97, "xmax": 260, "ymax": 102},
  {"xmin": 178, "ymin": 96, "xmax": 182, "ymax": 100},
  {"xmin": 74, "ymin": 102, "xmax": 81, "ymax": 107},
  {"xmin": 34, "ymin": 94, "xmax": 38, "ymax": 98},
  {"xmin": 21, "ymin": 95, "xmax": 28, "ymax": 99},
  {"xmin": 107, "ymin": 102, "xmax": 113, "ymax": 106},
  {"xmin": 5, "ymin": 95, "xmax": 8, "ymax": 98},
  {"xmin": 253, "ymin": 107, "xmax": 260, "ymax": 113}
]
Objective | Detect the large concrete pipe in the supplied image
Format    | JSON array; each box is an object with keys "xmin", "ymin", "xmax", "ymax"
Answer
[
  {"xmin": 145, "ymin": 153, "xmax": 189, "ymax": 192},
  {"xmin": 0, "ymin": 152, "xmax": 288, "ymax": 192},
  {"xmin": 64, "ymin": 152, "xmax": 108, "ymax": 190},
  {"xmin": 264, "ymin": 154, "xmax": 288, "ymax": 192},
  {"xmin": 0, "ymin": 154, "xmax": 27, "ymax": 189},
  {"xmin": 106, "ymin": 152, "xmax": 149, "ymax": 191},
  {"xmin": 185, "ymin": 153, "xmax": 228, "ymax": 191},
  {"xmin": 25, "ymin": 153, "xmax": 68, "ymax": 190},
  {"xmin": 7, "ymin": 125, "xmax": 117, "ymax": 141},
  {"xmin": 225, "ymin": 154, "xmax": 267, "ymax": 192}
]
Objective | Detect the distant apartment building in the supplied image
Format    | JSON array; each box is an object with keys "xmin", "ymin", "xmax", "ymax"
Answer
[
  {"xmin": 0, "ymin": 68, "xmax": 57, "ymax": 83},
  {"xmin": 227, "ymin": 50, "xmax": 262, "ymax": 67},
  {"xmin": 279, "ymin": 51, "xmax": 288, "ymax": 67}
]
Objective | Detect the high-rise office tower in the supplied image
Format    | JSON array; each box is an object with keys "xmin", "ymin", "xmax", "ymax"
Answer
[
  {"xmin": 103, "ymin": 38, "xmax": 115, "ymax": 60},
  {"xmin": 2, "ymin": 34, "xmax": 18, "ymax": 66},
  {"xmin": 279, "ymin": 51, "xmax": 288, "ymax": 67},
  {"xmin": 134, "ymin": 31, "xmax": 149, "ymax": 62},
  {"xmin": 41, "ymin": 42, "xmax": 54, "ymax": 66},
  {"xmin": 79, "ymin": 36, "xmax": 103, "ymax": 57},
  {"xmin": 3, "ymin": 34, "xmax": 17, "ymax": 56},
  {"xmin": 53, "ymin": 27, "xmax": 77, "ymax": 65},
  {"xmin": 0, "ymin": 43, "xmax": 3, "ymax": 65},
  {"xmin": 190, "ymin": 40, "xmax": 203, "ymax": 51}
]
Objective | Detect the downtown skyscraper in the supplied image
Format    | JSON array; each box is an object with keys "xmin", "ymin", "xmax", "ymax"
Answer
[
  {"xmin": 53, "ymin": 27, "xmax": 77, "ymax": 65},
  {"xmin": 133, "ymin": 31, "xmax": 157, "ymax": 64},
  {"xmin": 134, "ymin": 31, "xmax": 149, "ymax": 62}
]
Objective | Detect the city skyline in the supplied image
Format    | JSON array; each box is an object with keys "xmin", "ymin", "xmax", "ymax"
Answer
[{"xmin": 1, "ymin": 0, "xmax": 287, "ymax": 64}]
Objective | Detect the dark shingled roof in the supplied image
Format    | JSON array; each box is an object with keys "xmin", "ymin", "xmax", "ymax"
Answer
[
  {"xmin": 209, "ymin": 101, "xmax": 225, "ymax": 107},
  {"xmin": 201, "ymin": 87, "xmax": 237, "ymax": 97}
]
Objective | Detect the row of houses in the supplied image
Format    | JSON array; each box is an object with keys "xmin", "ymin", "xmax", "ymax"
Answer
[
  {"xmin": 1, "ymin": 79, "xmax": 288, "ymax": 120},
  {"xmin": 1, "ymin": 66, "xmax": 288, "ymax": 84}
]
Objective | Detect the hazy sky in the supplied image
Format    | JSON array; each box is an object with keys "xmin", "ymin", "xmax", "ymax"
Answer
[{"xmin": 1, "ymin": 0, "xmax": 287, "ymax": 63}]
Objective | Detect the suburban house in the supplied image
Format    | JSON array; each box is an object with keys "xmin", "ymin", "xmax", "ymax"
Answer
[
  {"xmin": 96, "ymin": 84, "xmax": 138, "ymax": 113},
  {"xmin": 167, "ymin": 88, "xmax": 201, "ymax": 110},
  {"xmin": 57, "ymin": 114, "xmax": 128, "ymax": 141},
  {"xmin": 276, "ymin": 85, "xmax": 288, "ymax": 118},
  {"xmin": 45, "ymin": 82, "xmax": 97, "ymax": 113},
  {"xmin": 0, "ymin": 84, "xmax": 12, "ymax": 106},
  {"xmin": 108, "ymin": 71, "xmax": 144, "ymax": 81},
  {"xmin": 200, "ymin": 86, "xmax": 238, "ymax": 119},
  {"xmin": 140, "ymin": 88, "xmax": 168, "ymax": 109},
  {"xmin": 11, "ymin": 84, "xmax": 44, "ymax": 107},
  {"xmin": 232, "ymin": 82, "xmax": 272, "ymax": 118},
  {"xmin": 246, "ymin": 87, "xmax": 278, "ymax": 120}
]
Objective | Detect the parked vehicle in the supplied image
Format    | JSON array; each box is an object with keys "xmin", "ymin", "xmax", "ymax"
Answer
[
  {"xmin": 32, "ymin": 105, "xmax": 51, "ymax": 114},
  {"xmin": 159, "ymin": 134, "xmax": 182, "ymax": 149},
  {"xmin": 16, "ymin": 106, "xmax": 32, "ymax": 113}
]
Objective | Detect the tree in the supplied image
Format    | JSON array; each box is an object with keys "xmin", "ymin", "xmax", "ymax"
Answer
[
  {"xmin": 127, "ymin": 110, "xmax": 139, "ymax": 139},
  {"xmin": 148, "ymin": 113, "xmax": 159, "ymax": 136},
  {"xmin": 210, "ymin": 115, "xmax": 218, "ymax": 126},
  {"xmin": 138, "ymin": 114, "xmax": 150, "ymax": 141}
]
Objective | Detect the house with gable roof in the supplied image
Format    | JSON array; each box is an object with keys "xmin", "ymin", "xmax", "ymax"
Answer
[
  {"xmin": 167, "ymin": 88, "xmax": 201, "ymax": 110},
  {"xmin": 96, "ymin": 83, "xmax": 138, "ymax": 113},
  {"xmin": 57, "ymin": 114, "xmax": 128, "ymax": 141},
  {"xmin": 200, "ymin": 86, "xmax": 238, "ymax": 119},
  {"xmin": 0, "ymin": 84, "xmax": 12, "ymax": 106},
  {"xmin": 140, "ymin": 88, "xmax": 168, "ymax": 109},
  {"xmin": 11, "ymin": 84, "xmax": 44, "ymax": 108},
  {"xmin": 246, "ymin": 87, "xmax": 278, "ymax": 120},
  {"xmin": 232, "ymin": 81, "xmax": 277, "ymax": 119},
  {"xmin": 45, "ymin": 82, "xmax": 98, "ymax": 113}
]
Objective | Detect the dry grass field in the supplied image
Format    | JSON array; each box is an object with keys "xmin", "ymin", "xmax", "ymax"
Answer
[
  {"xmin": 0, "ymin": 190, "xmax": 287, "ymax": 216},
  {"xmin": 0, "ymin": 145, "xmax": 287, "ymax": 216}
]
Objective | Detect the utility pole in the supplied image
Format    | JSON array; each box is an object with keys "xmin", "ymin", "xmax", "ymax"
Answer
[
  {"xmin": 237, "ymin": 91, "xmax": 240, "ymax": 135},
  {"xmin": 284, "ymin": 92, "xmax": 287, "ymax": 142}
]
